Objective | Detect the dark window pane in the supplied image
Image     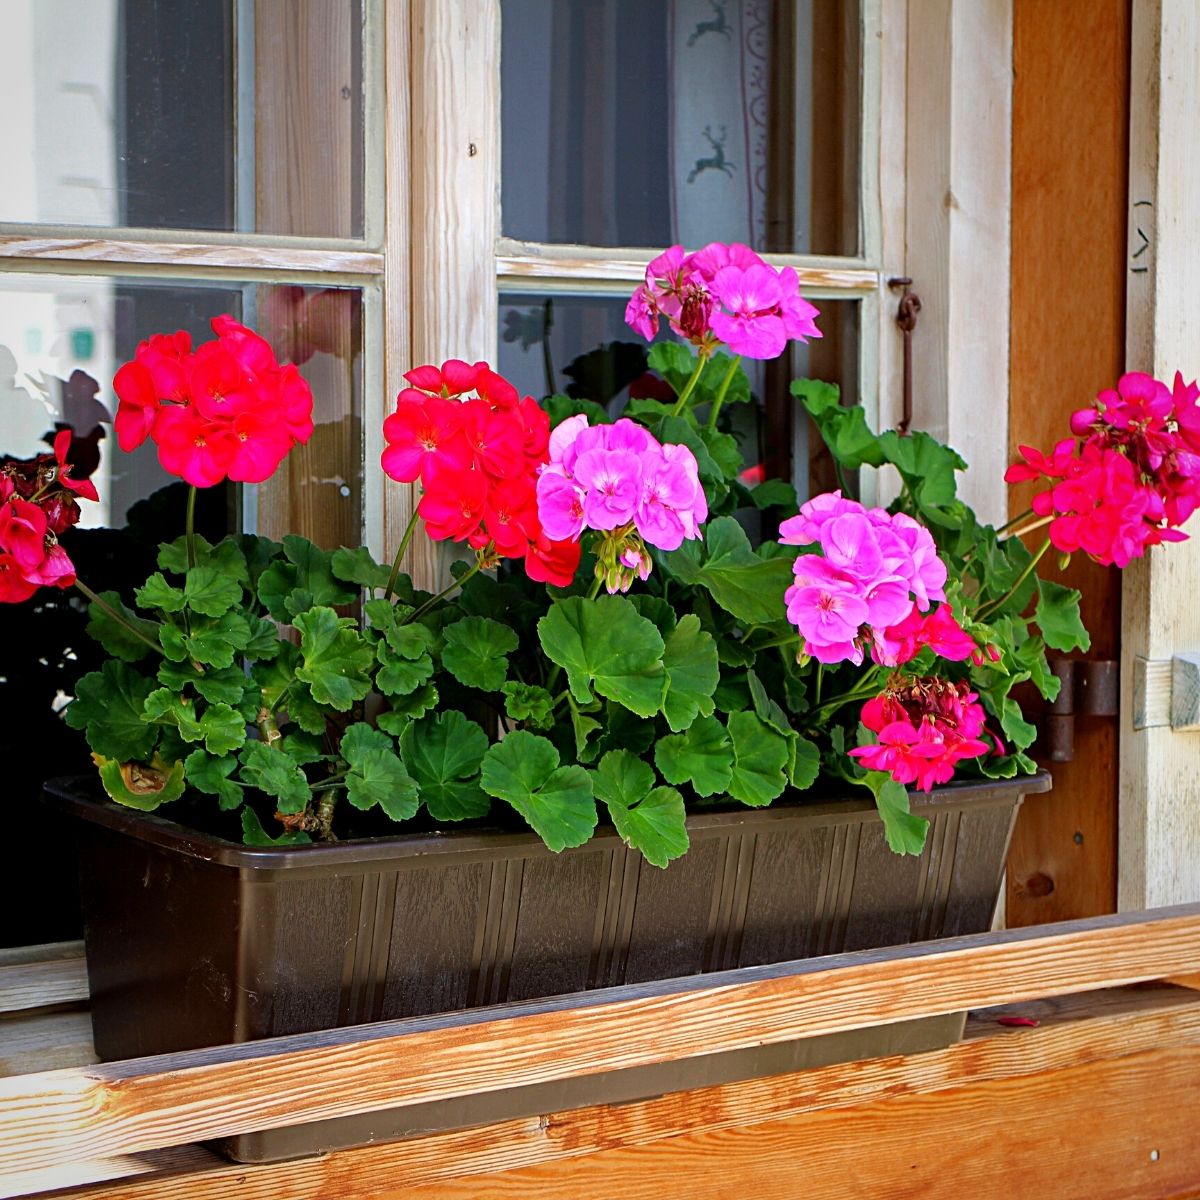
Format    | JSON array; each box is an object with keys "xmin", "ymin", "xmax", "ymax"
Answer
[
  {"xmin": 2, "ymin": 0, "xmax": 364, "ymax": 236},
  {"xmin": 497, "ymin": 290, "xmax": 858, "ymax": 500},
  {"xmin": 500, "ymin": 0, "xmax": 861, "ymax": 255}
]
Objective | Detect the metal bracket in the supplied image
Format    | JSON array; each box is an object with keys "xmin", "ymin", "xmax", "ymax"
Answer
[
  {"xmin": 1045, "ymin": 658, "xmax": 1119, "ymax": 762},
  {"xmin": 1132, "ymin": 653, "xmax": 1200, "ymax": 731}
]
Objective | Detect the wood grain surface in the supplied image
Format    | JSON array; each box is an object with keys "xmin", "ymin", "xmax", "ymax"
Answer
[
  {"xmin": 2, "ymin": 905, "xmax": 1200, "ymax": 1179},
  {"xmin": 30, "ymin": 985, "xmax": 1200, "ymax": 1200}
]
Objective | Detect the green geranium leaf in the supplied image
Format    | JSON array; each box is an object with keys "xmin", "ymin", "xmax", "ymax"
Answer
[
  {"xmin": 400, "ymin": 710, "xmax": 491, "ymax": 821},
  {"xmin": 861, "ymin": 771, "xmax": 929, "ymax": 856},
  {"xmin": 749, "ymin": 479, "xmax": 799, "ymax": 512},
  {"xmin": 654, "ymin": 715, "xmax": 734, "ymax": 797},
  {"xmin": 365, "ymin": 599, "xmax": 437, "ymax": 660},
  {"xmin": 792, "ymin": 378, "xmax": 885, "ymax": 470},
  {"xmin": 590, "ymin": 748, "xmax": 655, "ymax": 809},
  {"xmin": 182, "ymin": 566, "xmax": 242, "ymax": 618},
  {"xmin": 293, "ymin": 607, "xmax": 374, "ymax": 710},
  {"xmin": 156, "ymin": 661, "xmax": 246, "ymax": 707},
  {"xmin": 502, "ymin": 681, "xmax": 556, "ymax": 730},
  {"xmin": 611, "ymin": 786, "xmax": 689, "ymax": 869},
  {"xmin": 86, "ymin": 590, "xmax": 161, "ymax": 662},
  {"xmin": 141, "ymin": 689, "xmax": 245, "ymax": 755},
  {"xmin": 726, "ymin": 710, "xmax": 788, "ymax": 807},
  {"xmin": 257, "ymin": 535, "xmax": 357, "ymax": 621},
  {"xmin": 441, "ymin": 616, "xmax": 519, "ymax": 691},
  {"xmin": 158, "ymin": 622, "xmax": 187, "ymax": 662},
  {"xmin": 787, "ymin": 733, "xmax": 822, "ymax": 789},
  {"xmin": 282, "ymin": 731, "xmax": 326, "ymax": 766},
  {"xmin": 580, "ymin": 705, "xmax": 656, "ymax": 766},
  {"xmin": 64, "ymin": 661, "xmax": 158, "ymax": 761},
  {"xmin": 341, "ymin": 723, "xmax": 420, "ymax": 819},
  {"xmin": 378, "ymin": 683, "xmax": 440, "ymax": 734},
  {"xmin": 332, "ymin": 546, "xmax": 393, "ymax": 591},
  {"xmin": 239, "ymin": 740, "xmax": 312, "ymax": 814},
  {"xmin": 647, "ymin": 342, "xmax": 702, "ymax": 397},
  {"xmin": 239, "ymin": 806, "xmax": 311, "ymax": 846},
  {"xmin": 185, "ymin": 613, "xmax": 251, "ymax": 669},
  {"xmin": 158, "ymin": 535, "xmax": 250, "ymax": 584},
  {"xmin": 543, "ymin": 392, "xmax": 610, "ymax": 428},
  {"xmin": 569, "ymin": 700, "xmax": 603, "ymax": 759},
  {"xmin": 1012, "ymin": 634, "xmax": 1061, "ymax": 703},
  {"xmin": 241, "ymin": 614, "xmax": 283, "ymax": 661},
  {"xmin": 538, "ymin": 595, "xmax": 666, "ymax": 717},
  {"xmin": 95, "ymin": 754, "xmax": 186, "ymax": 812},
  {"xmin": 592, "ymin": 752, "xmax": 688, "ymax": 868},
  {"xmin": 676, "ymin": 517, "xmax": 795, "ymax": 625},
  {"xmin": 376, "ymin": 642, "xmax": 436, "ymax": 697},
  {"xmin": 878, "ymin": 430, "xmax": 967, "ymax": 516},
  {"xmin": 1000, "ymin": 696, "xmax": 1039, "ymax": 750},
  {"xmin": 1035, "ymin": 578, "xmax": 1091, "ymax": 653},
  {"xmin": 135, "ymin": 572, "xmax": 185, "ymax": 613},
  {"xmin": 662, "ymin": 614, "xmax": 719, "ymax": 732},
  {"xmin": 630, "ymin": 594, "xmax": 678, "ymax": 637},
  {"xmin": 480, "ymin": 730, "xmax": 597, "ymax": 852},
  {"xmin": 184, "ymin": 749, "xmax": 243, "ymax": 810}
]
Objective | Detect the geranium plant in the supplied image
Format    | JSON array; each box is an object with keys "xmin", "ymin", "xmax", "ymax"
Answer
[{"xmin": 9, "ymin": 242, "xmax": 1196, "ymax": 866}]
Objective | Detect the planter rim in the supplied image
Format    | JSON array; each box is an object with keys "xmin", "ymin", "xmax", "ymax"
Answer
[{"xmin": 44, "ymin": 771, "xmax": 1051, "ymax": 872}]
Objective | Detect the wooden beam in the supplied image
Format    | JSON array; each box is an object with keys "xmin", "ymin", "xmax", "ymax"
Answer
[
  {"xmin": 0, "ymin": 236, "xmax": 383, "ymax": 276},
  {"xmin": 33, "ymin": 986, "xmax": 1200, "ymax": 1200},
  {"xmin": 0, "ymin": 954, "xmax": 87, "ymax": 1015},
  {"xmin": 2, "ymin": 906, "xmax": 1200, "ymax": 1177},
  {"xmin": 1120, "ymin": 0, "xmax": 1200, "ymax": 910}
]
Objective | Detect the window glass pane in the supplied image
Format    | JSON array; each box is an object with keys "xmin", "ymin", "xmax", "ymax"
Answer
[
  {"xmin": 500, "ymin": 0, "xmax": 860, "ymax": 255},
  {"xmin": 497, "ymin": 290, "xmax": 858, "ymax": 500},
  {"xmin": 0, "ymin": 273, "xmax": 363, "ymax": 547},
  {"xmin": 1, "ymin": 0, "xmax": 364, "ymax": 236}
]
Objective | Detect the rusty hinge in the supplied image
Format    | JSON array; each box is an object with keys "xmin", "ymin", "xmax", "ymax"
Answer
[{"xmin": 1044, "ymin": 658, "xmax": 1119, "ymax": 762}]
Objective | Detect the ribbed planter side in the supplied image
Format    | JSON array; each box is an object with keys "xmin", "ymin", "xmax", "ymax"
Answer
[{"xmin": 46, "ymin": 774, "xmax": 1050, "ymax": 1058}]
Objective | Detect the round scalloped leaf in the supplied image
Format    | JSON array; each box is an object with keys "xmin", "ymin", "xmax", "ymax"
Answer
[
  {"xmin": 64, "ymin": 661, "xmax": 158, "ymax": 762},
  {"xmin": 441, "ymin": 616, "xmax": 518, "ymax": 692},
  {"xmin": 661, "ymin": 614, "xmax": 719, "ymax": 732},
  {"xmin": 607, "ymin": 785, "xmax": 689, "ymax": 869},
  {"xmin": 726, "ymin": 710, "xmax": 788, "ymax": 807},
  {"xmin": 480, "ymin": 730, "xmax": 597, "ymax": 852},
  {"xmin": 654, "ymin": 715, "xmax": 734, "ymax": 797},
  {"xmin": 400, "ymin": 710, "xmax": 490, "ymax": 821},
  {"xmin": 538, "ymin": 595, "xmax": 665, "ymax": 717},
  {"xmin": 293, "ymin": 607, "xmax": 374, "ymax": 710}
]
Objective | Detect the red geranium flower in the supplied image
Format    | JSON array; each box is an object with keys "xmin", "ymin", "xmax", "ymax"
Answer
[
  {"xmin": 525, "ymin": 532, "xmax": 583, "ymax": 588},
  {"xmin": 381, "ymin": 393, "xmax": 471, "ymax": 484},
  {"xmin": 417, "ymin": 466, "xmax": 489, "ymax": 542}
]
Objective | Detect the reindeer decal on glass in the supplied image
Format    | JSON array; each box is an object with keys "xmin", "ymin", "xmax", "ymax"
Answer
[
  {"xmin": 687, "ymin": 0, "xmax": 732, "ymax": 47},
  {"xmin": 687, "ymin": 125, "xmax": 735, "ymax": 185}
]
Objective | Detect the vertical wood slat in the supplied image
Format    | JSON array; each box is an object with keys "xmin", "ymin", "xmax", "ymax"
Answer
[
  {"xmin": 1120, "ymin": 0, "xmax": 1200, "ymax": 910},
  {"xmin": 397, "ymin": 0, "xmax": 499, "ymax": 591},
  {"xmin": 1005, "ymin": 0, "xmax": 1128, "ymax": 927},
  {"xmin": 903, "ymin": 0, "xmax": 1012, "ymax": 527},
  {"xmin": 254, "ymin": 1, "xmax": 362, "ymax": 550}
]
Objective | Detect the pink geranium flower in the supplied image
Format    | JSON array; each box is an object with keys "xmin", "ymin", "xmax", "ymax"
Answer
[{"xmin": 708, "ymin": 264, "xmax": 788, "ymax": 359}]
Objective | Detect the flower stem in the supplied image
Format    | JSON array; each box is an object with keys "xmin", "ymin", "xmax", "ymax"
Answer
[
  {"xmin": 705, "ymin": 355, "xmax": 742, "ymax": 431},
  {"xmin": 313, "ymin": 786, "xmax": 340, "ymax": 841},
  {"xmin": 185, "ymin": 486, "xmax": 198, "ymax": 570},
  {"xmin": 404, "ymin": 556, "xmax": 485, "ymax": 624},
  {"xmin": 73, "ymin": 580, "xmax": 162, "ymax": 655},
  {"xmin": 810, "ymin": 672, "xmax": 886, "ymax": 721},
  {"xmin": 586, "ymin": 573, "xmax": 604, "ymax": 601},
  {"xmin": 384, "ymin": 508, "xmax": 421, "ymax": 600},
  {"xmin": 998, "ymin": 513, "xmax": 1055, "ymax": 543},
  {"xmin": 976, "ymin": 536, "xmax": 1052, "ymax": 620},
  {"xmin": 670, "ymin": 353, "xmax": 709, "ymax": 416},
  {"xmin": 995, "ymin": 507, "xmax": 1034, "ymax": 536}
]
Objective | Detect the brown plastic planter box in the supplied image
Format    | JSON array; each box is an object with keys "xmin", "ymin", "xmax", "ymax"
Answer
[{"xmin": 45, "ymin": 771, "xmax": 1050, "ymax": 1162}]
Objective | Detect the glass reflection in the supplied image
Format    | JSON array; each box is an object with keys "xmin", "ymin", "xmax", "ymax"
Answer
[{"xmin": 501, "ymin": 0, "xmax": 861, "ymax": 255}]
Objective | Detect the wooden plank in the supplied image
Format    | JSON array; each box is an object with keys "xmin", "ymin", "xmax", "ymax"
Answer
[
  {"xmin": 0, "ymin": 942, "xmax": 82, "ymax": 969},
  {"xmin": 0, "ymin": 236, "xmax": 383, "ymax": 275},
  {"xmin": 37, "ymin": 986, "xmax": 1200, "ymax": 1200},
  {"xmin": 0, "ymin": 1012, "xmax": 95, "ymax": 1077},
  {"xmin": 2, "ymin": 906, "xmax": 1200, "ymax": 1176},
  {"xmin": 0, "ymin": 956, "xmax": 87, "ymax": 1015},
  {"xmin": 496, "ymin": 252, "xmax": 878, "ymax": 293},
  {"xmin": 904, "ymin": 0, "xmax": 1012, "ymax": 526},
  {"xmin": 404, "ymin": 0, "xmax": 499, "ymax": 591},
  {"xmin": 400, "ymin": 1042, "xmax": 1200, "ymax": 1200},
  {"xmin": 1120, "ymin": 0, "xmax": 1200, "ymax": 911},
  {"xmin": 1005, "ymin": 0, "xmax": 1129, "ymax": 927}
]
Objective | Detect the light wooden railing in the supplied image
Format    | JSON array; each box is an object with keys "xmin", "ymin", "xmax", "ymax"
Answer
[{"xmin": 2, "ymin": 906, "xmax": 1200, "ymax": 1199}]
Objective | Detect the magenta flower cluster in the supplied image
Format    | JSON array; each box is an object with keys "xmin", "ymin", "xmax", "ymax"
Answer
[
  {"xmin": 535, "ymin": 416, "xmax": 708, "ymax": 564},
  {"xmin": 779, "ymin": 492, "xmax": 949, "ymax": 665},
  {"xmin": 625, "ymin": 242, "xmax": 822, "ymax": 360}
]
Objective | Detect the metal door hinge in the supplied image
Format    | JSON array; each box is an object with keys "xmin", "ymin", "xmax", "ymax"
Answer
[{"xmin": 1045, "ymin": 658, "xmax": 1119, "ymax": 762}]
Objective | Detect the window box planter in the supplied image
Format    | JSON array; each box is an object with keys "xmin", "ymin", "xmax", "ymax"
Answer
[{"xmin": 45, "ymin": 770, "xmax": 1049, "ymax": 1161}]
